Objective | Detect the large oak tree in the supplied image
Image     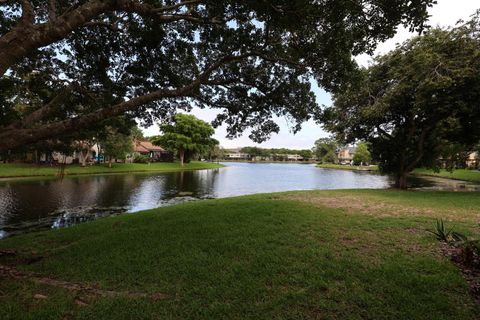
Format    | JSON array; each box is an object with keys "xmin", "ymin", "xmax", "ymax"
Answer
[
  {"xmin": 323, "ymin": 15, "xmax": 480, "ymax": 188},
  {"xmin": 0, "ymin": 0, "xmax": 435, "ymax": 152}
]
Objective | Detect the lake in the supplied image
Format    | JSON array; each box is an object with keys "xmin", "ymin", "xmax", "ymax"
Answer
[{"xmin": 0, "ymin": 162, "xmax": 478, "ymax": 239}]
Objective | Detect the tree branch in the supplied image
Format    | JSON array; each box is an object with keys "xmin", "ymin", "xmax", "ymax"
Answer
[
  {"xmin": 21, "ymin": 0, "xmax": 34, "ymax": 24},
  {"xmin": 0, "ymin": 0, "xmax": 222, "ymax": 77},
  {"xmin": 155, "ymin": 0, "xmax": 203, "ymax": 13},
  {"xmin": 48, "ymin": 0, "xmax": 57, "ymax": 21},
  {"xmin": 0, "ymin": 53, "xmax": 252, "ymax": 151}
]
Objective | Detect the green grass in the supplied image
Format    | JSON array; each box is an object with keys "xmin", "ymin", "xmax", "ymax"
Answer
[
  {"xmin": 413, "ymin": 168, "xmax": 480, "ymax": 183},
  {"xmin": 1, "ymin": 190, "xmax": 478, "ymax": 319},
  {"xmin": 0, "ymin": 161, "xmax": 224, "ymax": 178},
  {"xmin": 316, "ymin": 163, "xmax": 379, "ymax": 171}
]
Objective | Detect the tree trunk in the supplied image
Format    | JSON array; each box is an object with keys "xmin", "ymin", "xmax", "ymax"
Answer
[
  {"xmin": 395, "ymin": 171, "xmax": 408, "ymax": 190},
  {"xmin": 108, "ymin": 156, "xmax": 112, "ymax": 168},
  {"xmin": 179, "ymin": 149, "xmax": 185, "ymax": 167},
  {"xmin": 79, "ymin": 148, "xmax": 88, "ymax": 167}
]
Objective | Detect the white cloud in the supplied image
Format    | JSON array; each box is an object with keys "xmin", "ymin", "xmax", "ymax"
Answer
[{"xmin": 144, "ymin": 1, "xmax": 479, "ymax": 149}]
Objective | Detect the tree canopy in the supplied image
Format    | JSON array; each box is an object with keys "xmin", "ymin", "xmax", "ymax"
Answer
[
  {"xmin": 0, "ymin": 0, "xmax": 435, "ymax": 152},
  {"xmin": 323, "ymin": 15, "xmax": 480, "ymax": 188},
  {"xmin": 100, "ymin": 125, "xmax": 134, "ymax": 167},
  {"xmin": 352, "ymin": 142, "xmax": 371, "ymax": 165},
  {"xmin": 152, "ymin": 113, "xmax": 217, "ymax": 166},
  {"xmin": 313, "ymin": 137, "xmax": 339, "ymax": 164}
]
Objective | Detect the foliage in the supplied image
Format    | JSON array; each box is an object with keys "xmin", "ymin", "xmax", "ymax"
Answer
[
  {"xmin": 313, "ymin": 137, "xmax": 339, "ymax": 163},
  {"xmin": 0, "ymin": 1, "xmax": 436, "ymax": 151},
  {"xmin": 152, "ymin": 114, "xmax": 217, "ymax": 165},
  {"xmin": 323, "ymin": 16, "xmax": 480, "ymax": 188},
  {"xmin": 240, "ymin": 147, "xmax": 267, "ymax": 158},
  {"xmin": 298, "ymin": 149, "xmax": 313, "ymax": 160},
  {"xmin": 133, "ymin": 154, "xmax": 150, "ymax": 164},
  {"xmin": 238, "ymin": 147, "xmax": 313, "ymax": 160},
  {"xmin": 352, "ymin": 142, "xmax": 372, "ymax": 165},
  {"xmin": 208, "ymin": 145, "xmax": 226, "ymax": 161},
  {"xmin": 430, "ymin": 220, "xmax": 480, "ymax": 268},
  {"xmin": 99, "ymin": 126, "xmax": 133, "ymax": 165},
  {"xmin": 131, "ymin": 127, "xmax": 145, "ymax": 142},
  {"xmin": 429, "ymin": 219, "xmax": 452, "ymax": 242}
]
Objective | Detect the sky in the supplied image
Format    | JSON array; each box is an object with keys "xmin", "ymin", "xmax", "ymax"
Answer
[{"xmin": 143, "ymin": 1, "xmax": 480, "ymax": 150}]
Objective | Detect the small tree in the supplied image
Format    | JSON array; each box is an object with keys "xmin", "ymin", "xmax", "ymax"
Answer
[
  {"xmin": 209, "ymin": 145, "xmax": 225, "ymax": 162},
  {"xmin": 152, "ymin": 114, "xmax": 217, "ymax": 166},
  {"xmin": 241, "ymin": 146, "xmax": 265, "ymax": 160},
  {"xmin": 99, "ymin": 126, "xmax": 133, "ymax": 168},
  {"xmin": 299, "ymin": 150, "xmax": 313, "ymax": 161},
  {"xmin": 313, "ymin": 137, "xmax": 339, "ymax": 163},
  {"xmin": 352, "ymin": 143, "xmax": 372, "ymax": 165}
]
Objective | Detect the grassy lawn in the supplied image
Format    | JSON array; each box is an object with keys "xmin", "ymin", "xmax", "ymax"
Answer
[
  {"xmin": 0, "ymin": 161, "xmax": 224, "ymax": 178},
  {"xmin": 1, "ymin": 190, "xmax": 479, "ymax": 319},
  {"xmin": 317, "ymin": 163, "xmax": 379, "ymax": 171},
  {"xmin": 413, "ymin": 168, "xmax": 480, "ymax": 183}
]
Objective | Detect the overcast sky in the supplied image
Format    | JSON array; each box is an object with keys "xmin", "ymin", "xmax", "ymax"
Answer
[{"xmin": 143, "ymin": 1, "xmax": 480, "ymax": 150}]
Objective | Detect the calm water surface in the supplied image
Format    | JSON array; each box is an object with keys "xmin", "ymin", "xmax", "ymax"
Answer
[{"xmin": 0, "ymin": 162, "xmax": 478, "ymax": 238}]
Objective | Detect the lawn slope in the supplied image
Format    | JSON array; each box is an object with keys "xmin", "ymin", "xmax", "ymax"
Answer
[
  {"xmin": 413, "ymin": 168, "xmax": 480, "ymax": 183},
  {"xmin": 0, "ymin": 190, "xmax": 479, "ymax": 319}
]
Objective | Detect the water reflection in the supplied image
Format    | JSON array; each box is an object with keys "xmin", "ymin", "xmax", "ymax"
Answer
[{"xmin": 0, "ymin": 162, "xmax": 478, "ymax": 239}]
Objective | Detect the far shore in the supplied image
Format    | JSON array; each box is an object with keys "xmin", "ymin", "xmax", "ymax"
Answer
[
  {"xmin": 316, "ymin": 163, "xmax": 379, "ymax": 171},
  {"xmin": 220, "ymin": 159, "xmax": 317, "ymax": 164},
  {"xmin": 0, "ymin": 162, "xmax": 224, "ymax": 179},
  {"xmin": 317, "ymin": 163, "xmax": 480, "ymax": 183}
]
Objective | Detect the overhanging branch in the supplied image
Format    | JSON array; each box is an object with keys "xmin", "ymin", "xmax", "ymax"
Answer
[{"xmin": 0, "ymin": 53, "xmax": 252, "ymax": 151}]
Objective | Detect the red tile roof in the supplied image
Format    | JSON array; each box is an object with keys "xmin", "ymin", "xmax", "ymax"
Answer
[{"xmin": 133, "ymin": 140, "xmax": 165, "ymax": 153}]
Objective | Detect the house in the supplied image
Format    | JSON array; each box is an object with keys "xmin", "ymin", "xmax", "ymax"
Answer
[
  {"xmin": 466, "ymin": 152, "xmax": 478, "ymax": 168},
  {"xmin": 286, "ymin": 154, "xmax": 303, "ymax": 161},
  {"xmin": 224, "ymin": 148, "xmax": 250, "ymax": 160},
  {"xmin": 132, "ymin": 140, "xmax": 172, "ymax": 162},
  {"xmin": 337, "ymin": 146, "xmax": 356, "ymax": 164}
]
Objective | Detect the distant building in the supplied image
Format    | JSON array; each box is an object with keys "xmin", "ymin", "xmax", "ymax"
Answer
[
  {"xmin": 337, "ymin": 146, "xmax": 356, "ymax": 164},
  {"xmin": 132, "ymin": 140, "xmax": 172, "ymax": 162},
  {"xmin": 286, "ymin": 154, "xmax": 303, "ymax": 161},
  {"xmin": 466, "ymin": 152, "xmax": 478, "ymax": 168},
  {"xmin": 224, "ymin": 148, "xmax": 250, "ymax": 160}
]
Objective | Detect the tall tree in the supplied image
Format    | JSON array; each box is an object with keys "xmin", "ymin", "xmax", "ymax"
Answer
[
  {"xmin": 152, "ymin": 114, "xmax": 217, "ymax": 166},
  {"xmin": 323, "ymin": 16, "xmax": 480, "ymax": 188},
  {"xmin": 0, "ymin": 1, "xmax": 435, "ymax": 151}
]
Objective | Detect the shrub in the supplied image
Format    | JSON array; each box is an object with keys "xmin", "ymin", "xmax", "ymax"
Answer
[
  {"xmin": 429, "ymin": 219, "xmax": 452, "ymax": 242},
  {"xmin": 430, "ymin": 220, "xmax": 480, "ymax": 268},
  {"xmin": 133, "ymin": 154, "xmax": 149, "ymax": 164}
]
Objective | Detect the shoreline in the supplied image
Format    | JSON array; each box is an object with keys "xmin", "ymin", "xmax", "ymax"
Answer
[
  {"xmin": 0, "ymin": 162, "xmax": 224, "ymax": 180},
  {"xmin": 317, "ymin": 164, "xmax": 480, "ymax": 183},
  {"xmin": 316, "ymin": 163, "xmax": 379, "ymax": 172}
]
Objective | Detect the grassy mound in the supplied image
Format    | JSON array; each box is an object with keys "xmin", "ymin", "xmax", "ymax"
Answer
[{"xmin": 0, "ymin": 190, "xmax": 478, "ymax": 319}]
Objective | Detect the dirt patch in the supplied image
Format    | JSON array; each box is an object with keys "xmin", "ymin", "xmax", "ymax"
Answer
[
  {"xmin": 0, "ymin": 264, "xmax": 169, "ymax": 301},
  {"xmin": 439, "ymin": 242, "xmax": 480, "ymax": 305},
  {"xmin": 281, "ymin": 193, "xmax": 469, "ymax": 220}
]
